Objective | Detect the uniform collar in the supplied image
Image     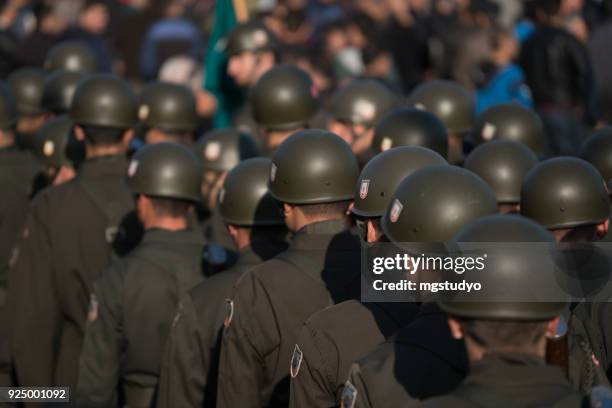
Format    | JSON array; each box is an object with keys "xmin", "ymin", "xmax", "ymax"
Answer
[
  {"xmin": 78, "ymin": 154, "xmax": 129, "ymax": 179},
  {"xmin": 465, "ymin": 352, "xmax": 569, "ymax": 388},
  {"xmin": 290, "ymin": 219, "xmax": 353, "ymax": 250},
  {"xmin": 234, "ymin": 245, "xmax": 265, "ymax": 268},
  {"xmin": 142, "ymin": 227, "xmax": 204, "ymax": 245}
]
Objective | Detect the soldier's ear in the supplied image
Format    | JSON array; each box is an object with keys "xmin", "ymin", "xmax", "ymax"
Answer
[
  {"xmin": 74, "ymin": 125, "xmax": 86, "ymax": 142},
  {"xmin": 447, "ymin": 317, "xmax": 464, "ymax": 340},
  {"xmin": 546, "ymin": 316, "xmax": 561, "ymax": 338},
  {"xmin": 596, "ymin": 218, "xmax": 610, "ymax": 238}
]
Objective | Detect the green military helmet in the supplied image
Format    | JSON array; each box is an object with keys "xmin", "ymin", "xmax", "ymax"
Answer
[
  {"xmin": 470, "ymin": 103, "xmax": 546, "ymax": 154},
  {"xmin": 381, "ymin": 165, "xmax": 498, "ymax": 243},
  {"xmin": 251, "ymin": 64, "xmax": 319, "ymax": 130},
  {"xmin": 352, "ymin": 146, "xmax": 447, "ymax": 218},
  {"xmin": 407, "ymin": 80, "xmax": 474, "ymax": 135},
  {"xmin": 329, "ymin": 78, "xmax": 398, "ymax": 128},
  {"xmin": 219, "ymin": 157, "xmax": 284, "ymax": 226},
  {"xmin": 41, "ymin": 70, "xmax": 87, "ymax": 114},
  {"xmin": 371, "ymin": 107, "xmax": 449, "ymax": 157},
  {"xmin": 70, "ymin": 74, "xmax": 138, "ymax": 128},
  {"xmin": 269, "ymin": 129, "xmax": 359, "ymax": 204},
  {"xmin": 138, "ymin": 81, "xmax": 198, "ymax": 132},
  {"xmin": 44, "ymin": 41, "xmax": 97, "ymax": 73},
  {"xmin": 465, "ymin": 140, "xmax": 539, "ymax": 204},
  {"xmin": 7, "ymin": 68, "xmax": 46, "ymax": 115},
  {"xmin": 33, "ymin": 115, "xmax": 73, "ymax": 167},
  {"xmin": 580, "ymin": 127, "xmax": 612, "ymax": 193},
  {"xmin": 520, "ymin": 157, "xmax": 609, "ymax": 230},
  {"xmin": 0, "ymin": 80, "xmax": 17, "ymax": 129},
  {"xmin": 196, "ymin": 128, "xmax": 260, "ymax": 172},
  {"xmin": 128, "ymin": 142, "xmax": 202, "ymax": 201},
  {"xmin": 441, "ymin": 214, "xmax": 565, "ymax": 320},
  {"xmin": 224, "ymin": 20, "xmax": 278, "ymax": 56}
]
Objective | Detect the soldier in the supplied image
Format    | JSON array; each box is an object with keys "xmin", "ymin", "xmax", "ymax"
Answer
[
  {"xmin": 195, "ymin": 128, "xmax": 261, "ymax": 273},
  {"xmin": 8, "ymin": 74, "xmax": 141, "ymax": 389},
  {"xmin": 77, "ymin": 142, "xmax": 205, "ymax": 407},
  {"xmin": 41, "ymin": 70, "xmax": 88, "ymax": 115},
  {"xmin": 369, "ymin": 107, "xmax": 449, "ymax": 159},
  {"xmin": 224, "ymin": 20, "xmax": 279, "ymax": 134},
  {"xmin": 157, "ymin": 157, "xmax": 288, "ymax": 408},
  {"xmin": 31, "ymin": 115, "xmax": 84, "ymax": 188},
  {"xmin": 408, "ymin": 80, "xmax": 475, "ymax": 165},
  {"xmin": 7, "ymin": 68, "xmax": 47, "ymax": 149},
  {"xmin": 44, "ymin": 40, "xmax": 98, "ymax": 74},
  {"xmin": 138, "ymin": 81, "xmax": 198, "ymax": 145},
  {"xmin": 327, "ymin": 79, "xmax": 398, "ymax": 158},
  {"xmin": 421, "ymin": 214, "xmax": 586, "ymax": 407},
  {"xmin": 217, "ymin": 129, "xmax": 361, "ymax": 408},
  {"xmin": 225, "ymin": 21, "xmax": 278, "ymax": 89},
  {"xmin": 465, "ymin": 140, "xmax": 539, "ymax": 213},
  {"xmin": 343, "ymin": 165, "xmax": 498, "ymax": 408},
  {"xmin": 250, "ymin": 64, "xmax": 319, "ymax": 153},
  {"xmin": 519, "ymin": 156, "xmax": 612, "ymax": 392},
  {"xmin": 0, "ymin": 81, "xmax": 34, "ymax": 387},
  {"xmin": 289, "ymin": 146, "xmax": 447, "ymax": 408},
  {"xmin": 470, "ymin": 103, "xmax": 547, "ymax": 156}
]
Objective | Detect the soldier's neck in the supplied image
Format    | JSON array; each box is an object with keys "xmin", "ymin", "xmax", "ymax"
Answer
[
  {"xmin": 144, "ymin": 217, "xmax": 188, "ymax": 231},
  {"xmin": 86, "ymin": 144, "xmax": 126, "ymax": 158}
]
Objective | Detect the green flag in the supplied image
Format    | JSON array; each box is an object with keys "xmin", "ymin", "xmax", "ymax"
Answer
[{"xmin": 204, "ymin": 0, "xmax": 243, "ymax": 128}]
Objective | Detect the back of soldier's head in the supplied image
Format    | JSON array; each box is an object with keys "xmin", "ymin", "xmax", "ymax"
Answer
[
  {"xmin": 196, "ymin": 128, "xmax": 261, "ymax": 174},
  {"xmin": 138, "ymin": 81, "xmax": 198, "ymax": 143},
  {"xmin": 69, "ymin": 74, "xmax": 138, "ymax": 146},
  {"xmin": 219, "ymin": 157, "xmax": 284, "ymax": 228},
  {"xmin": 42, "ymin": 70, "xmax": 87, "ymax": 115},
  {"xmin": 7, "ymin": 68, "xmax": 46, "ymax": 117},
  {"xmin": 520, "ymin": 157, "xmax": 609, "ymax": 234},
  {"xmin": 128, "ymin": 142, "xmax": 202, "ymax": 210},
  {"xmin": 250, "ymin": 64, "xmax": 319, "ymax": 133},
  {"xmin": 44, "ymin": 41, "xmax": 98, "ymax": 74},
  {"xmin": 371, "ymin": 108, "xmax": 449, "ymax": 158},
  {"xmin": 465, "ymin": 140, "xmax": 539, "ymax": 209},
  {"xmin": 329, "ymin": 78, "xmax": 398, "ymax": 128},
  {"xmin": 580, "ymin": 127, "xmax": 612, "ymax": 193},
  {"xmin": 269, "ymin": 129, "xmax": 359, "ymax": 220}
]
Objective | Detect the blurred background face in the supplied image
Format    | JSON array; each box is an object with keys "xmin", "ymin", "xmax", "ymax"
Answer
[
  {"xmin": 227, "ymin": 52, "xmax": 260, "ymax": 86},
  {"xmin": 80, "ymin": 3, "xmax": 109, "ymax": 34}
]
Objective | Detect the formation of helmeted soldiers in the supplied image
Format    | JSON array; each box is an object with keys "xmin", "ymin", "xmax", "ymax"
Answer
[{"xmin": 1, "ymin": 10, "xmax": 612, "ymax": 408}]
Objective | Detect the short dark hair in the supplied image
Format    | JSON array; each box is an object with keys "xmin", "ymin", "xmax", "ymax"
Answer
[
  {"xmin": 298, "ymin": 200, "xmax": 351, "ymax": 219},
  {"xmin": 459, "ymin": 318, "xmax": 549, "ymax": 352},
  {"xmin": 149, "ymin": 196, "xmax": 192, "ymax": 218},
  {"xmin": 80, "ymin": 125, "xmax": 128, "ymax": 146}
]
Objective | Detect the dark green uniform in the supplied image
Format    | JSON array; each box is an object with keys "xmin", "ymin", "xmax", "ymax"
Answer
[
  {"xmin": 420, "ymin": 353, "xmax": 585, "ymax": 407},
  {"xmin": 157, "ymin": 244, "xmax": 285, "ymax": 408},
  {"xmin": 76, "ymin": 228, "xmax": 205, "ymax": 407},
  {"xmin": 8, "ymin": 155, "xmax": 139, "ymax": 388},
  {"xmin": 344, "ymin": 303, "xmax": 468, "ymax": 408},
  {"xmin": 217, "ymin": 220, "xmax": 361, "ymax": 408},
  {"xmin": 289, "ymin": 300, "xmax": 418, "ymax": 408}
]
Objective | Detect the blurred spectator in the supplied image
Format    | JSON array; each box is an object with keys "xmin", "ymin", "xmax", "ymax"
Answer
[
  {"xmin": 475, "ymin": 26, "xmax": 533, "ymax": 113},
  {"xmin": 62, "ymin": 0, "xmax": 113, "ymax": 72},
  {"xmin": 14, "ymin": 1, "xmax": 66, "ymax": 68},
  {"xmin": 111, "ymin": 0, "xmax": 164, "ymax": 83},
  {"xmin": 520, "ymin": 0, "xmax": 597, "ymax": 155},
  {"xmin": 139, "ymin": 0, "xmax": 203, "ymax": 80},
  {"xmin": 384, "ymin": 0, "xmax": 431, "ymax": 92},
  {"xmin": 588, "ymin": 7, "xmax": 612, "ymax": 122}
]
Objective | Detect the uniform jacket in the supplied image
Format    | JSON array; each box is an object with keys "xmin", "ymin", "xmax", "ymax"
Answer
[
  {"xmin": 217, "ymin": 219, "xmax": 361, "ymax": 408},
  {"xmin": 76, "ymin": 228, "xmax": 205, "ymax": 407},
  {"xmin": 157, "ymin": 244, "xmax": 286, "ymax": 408},
  {"xmin": 345, "ymin": 303, "xmax": 468, "ymax": 408},
  {"xmin": 420, "ymin": 352, "xmax": 585, "ymax": 407},
  {"xmin": 8, "ymin": 155, "xmax": 139, "ymax": 389},
  {"xmin": 289, "ymin": 300, "xmax": 419, "ymax": 407}
]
